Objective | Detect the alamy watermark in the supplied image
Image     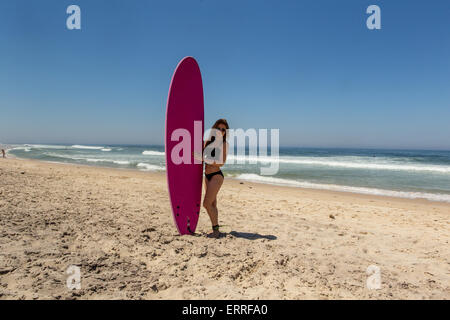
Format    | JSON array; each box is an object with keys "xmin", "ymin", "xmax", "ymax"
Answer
[
  {"xmin": 366, "ymin": 265, "xmax": 381, "ymax": 290},
  {"xmin": 66, "ymin": 5, "xmax": 81, "ymax": 30},
  {"xmin": 169, "ymin": 121, "xmax": 280, "ymax": 175},
  {"xmin": 65, "ymin": 4, "xmax": 381, "ymax": 31},
  {"xmin": 66, "ymin": 265, "xmax": 81, "ymax": 290},
  {"xmin": 366, "ymin": 5, "xmax": 381, "ymax": 30}
]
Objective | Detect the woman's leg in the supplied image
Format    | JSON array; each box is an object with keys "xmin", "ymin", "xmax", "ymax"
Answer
[
  {"xmin": 211, "ymin": 198, "xmax": 218, "ymax": 221},
  {"xmin": 203, "ymin": 175, "xmax": 224, "ymax": 228}
]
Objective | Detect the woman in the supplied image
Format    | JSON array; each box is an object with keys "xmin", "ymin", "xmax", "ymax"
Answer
[{"xmin": 202, "ymin": 119, "xmax": 229, "ymax": 238}]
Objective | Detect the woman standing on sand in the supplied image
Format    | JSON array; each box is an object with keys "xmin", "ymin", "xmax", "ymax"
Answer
[{"xmin": 202, "ymin": 119, "xmax": 229, "ymax": 238}]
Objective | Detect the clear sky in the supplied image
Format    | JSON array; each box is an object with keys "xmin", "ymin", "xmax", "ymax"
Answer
[{"xmin": 1, "ymin": 0, "xmax": 449, "ymax": 149}]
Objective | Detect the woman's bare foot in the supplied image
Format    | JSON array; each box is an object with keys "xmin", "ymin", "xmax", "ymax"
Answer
[{"xmin": 207, "ymin": 228, "xmax": 220, "ymax": 239}]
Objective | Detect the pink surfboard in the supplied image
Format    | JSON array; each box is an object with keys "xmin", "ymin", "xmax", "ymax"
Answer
[{"xmin": 165, "ymin": 57, "xmax": 204, "ymax": 235}]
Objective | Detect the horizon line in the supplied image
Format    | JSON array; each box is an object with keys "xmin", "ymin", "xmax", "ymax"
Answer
[{"xmin": 3, "ymin": 142, "xmax": 450, "ymax": 152}]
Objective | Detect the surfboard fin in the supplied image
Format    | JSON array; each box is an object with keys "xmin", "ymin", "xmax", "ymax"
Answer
[
  {"xmin": 187, "ymin": 226, "xmax": 195, "ymax": 235},
  {"xmin": 187, "ymin": 218, "xmax": 195, "ymax": 235}
]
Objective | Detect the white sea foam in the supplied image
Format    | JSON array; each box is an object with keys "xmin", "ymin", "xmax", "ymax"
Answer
[
  {"xmin": 227, "ymin": 155, "xmax": 450, "ymax": 174},
  {"xmin": 28, "ymin": 144, "xmax": 69, "ymax": 149},
  {"xmin": 142, "ymin": 150, "xmax": 165, "ymax": 156},
  {"xmin": 71, "ymin": 145, "xmax": 105, "ymax": 150},
  {"xmin": 11, "ymin": 146, "xmax": 30, "ymax": 152},
  {"xmin": 11, "ymin": 146, "xmax": 31, "ymax": 151},
  {"xmin": 137, "ymin": 163, "xmax": 165, "ymax": 171},
  {"xmin": 235, "ymin": 173, "xmax": 450, "ymax": 203},
  {"xmin": 113, "ymin": 160, "xmax": 130, "ymax": 165},
  {"xmin": 84, "ymin": 158, "xmax": 105, "ymax": 162},
  {"xmin": 50, "ymin": 153, "xmax": 159, "ymax": 169},
  {"xmin": 82, "ymin": 158, "xmax": 129, "ymax": 165},
  {"xmin": 101, "ymin": 148, "xmax": 112, "ymax": 152}
]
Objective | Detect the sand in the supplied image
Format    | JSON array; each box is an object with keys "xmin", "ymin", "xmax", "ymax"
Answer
[{"xmin": 0, "ymin": 157, "xmax": 449, "ymax": 300}]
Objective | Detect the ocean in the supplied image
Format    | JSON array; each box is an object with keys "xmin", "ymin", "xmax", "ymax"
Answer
[{"xmin": 7, "ymin": 144, "xmax": 450, "ymax": 203}]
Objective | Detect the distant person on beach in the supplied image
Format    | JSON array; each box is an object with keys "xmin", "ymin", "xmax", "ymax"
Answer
[
  {"xmin": 1, "ymin": 149, "xmax": 5, "ymax": 158},
  {"xmin": 201, "ymin": 119, "xmax": 229, "ymax": 239}
]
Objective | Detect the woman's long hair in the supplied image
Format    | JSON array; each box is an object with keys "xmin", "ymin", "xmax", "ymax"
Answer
[{"xmin": 204, "ymin": 118, "xmax": 229, "ymax": 148}]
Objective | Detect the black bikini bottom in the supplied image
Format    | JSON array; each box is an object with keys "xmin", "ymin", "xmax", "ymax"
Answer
[{"xmin": 205, "ymin": 170, "xmax": 224, "ymax": 181}]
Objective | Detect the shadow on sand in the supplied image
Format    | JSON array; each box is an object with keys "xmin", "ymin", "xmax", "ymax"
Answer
[{"xmin": 228, "ymin": 231, "xmax": 277, "ymax": 240}]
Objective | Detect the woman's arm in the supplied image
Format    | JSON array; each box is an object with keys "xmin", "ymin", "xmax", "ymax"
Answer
[{"xmin": 191, "ymin": 140, "xmax": 206, "ymax": 163}]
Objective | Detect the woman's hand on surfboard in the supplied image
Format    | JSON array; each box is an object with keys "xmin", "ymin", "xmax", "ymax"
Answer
[{"xmin": 192, "ymin": 151, "xmax": 203, "ymax": 162}]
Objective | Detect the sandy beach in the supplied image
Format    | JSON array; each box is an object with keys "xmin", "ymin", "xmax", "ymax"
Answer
[{"xmin": 0, "ymin": 157, "xmax": 448, "ymax": 300}]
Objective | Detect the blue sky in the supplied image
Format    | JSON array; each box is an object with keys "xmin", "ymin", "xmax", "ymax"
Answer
[{"xmin": 1, "ymin": 0, "xmax": 449, "ymax": 149}]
